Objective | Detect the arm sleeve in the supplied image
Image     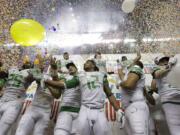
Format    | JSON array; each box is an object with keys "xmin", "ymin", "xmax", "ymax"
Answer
[
  {"xmin": 58, "ymin": 74, "xmax": 66, "ymax": 80},
  {"xmin": 56, "ymin": 60, "xmax": 61, "ymax": 68},
  {"xmin": 103, "ymin": 74, "xmax": 108, "ymax": 84},
  {"xmin": 129, "ymin": 65, "xmax": 143, "ymax": 78},
  {"xmin": 65, "ymin": 76, "xmax": 80, "ymax": 89},
  {"xmin": 103, "ymin": 75, "xmax": 113, "ymax": 98},
  {"xmin": 151, "ymin": 66, "xmax": 161, "ymax": 78},
  {"xmin": 29, "ymin": 68, "xmax": 42, "ymax": 81}
]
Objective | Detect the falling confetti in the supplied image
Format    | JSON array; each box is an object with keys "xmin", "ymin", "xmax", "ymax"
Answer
[{"xmin": 0, "ymin": 0, "xmax": 179, "ymax": 56}]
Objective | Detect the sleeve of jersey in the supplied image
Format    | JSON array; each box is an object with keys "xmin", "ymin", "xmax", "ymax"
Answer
[
  {"xmin": 0, "ymin": 79, "xmax": 6, "ymax": 87},
  {"xmin": 151, "ymin": 66, "xmax": 161, "ymax": 78},
  {"xmin": 129, "ymin": 66, "xmax": 143, "ymax": 78},
  {"xmin": 29, "ymin": 69, "xmax": 42, "ymax": 80},
  {"xmin": 58, "ymin": 74, "xmax": 66, "ymax": 81},
  {"xmin": 103, "ymin": 74, "xmax": 109, "ymax": 84},
  {"xmin": 56, "ymin": 60, "xmax": 61, "ymax": 68},
  {"xmin": 65, "ymin": 76, "xmax": 80, "ymax": 89}
]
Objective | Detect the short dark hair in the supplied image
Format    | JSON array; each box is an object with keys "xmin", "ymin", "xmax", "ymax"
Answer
[
  {"xmin": 96, "ymin": 52, "xmax": 101, "ymax": 55},
  {"xmin": 134, "ymin": 61, "xmax": 144, "ymax": 69},
  {"xmin": 87, "ymin": 60, "xmax": 99, "ymax": 71},
  {"xmin": 121, "ymin": 56, "xmax": 127, "ymax": 61},
  {"xmin": 159, "ymin": 57, "xmax": 169, "ymax": 63},
  {"xmin": 94, "ymin": 66, "xmax": 99, "ymax": 71},
  {"xmin": 66, "ymin": 62, "xmax": 77, "ymax": 69},
  {"xmin": 94, "ymin": 52, "xmax": 101, "ymax": 58},
  {"xmin": 22, "ymin": 63, "xmax": 32, "ymax": 69},
  {"xmin": 63, "ymin": 52, "xmax": 69, "ymax": 55},
  {"xmin": 51, "ymin": 63, "xmax": 58, "ymax": 70}
]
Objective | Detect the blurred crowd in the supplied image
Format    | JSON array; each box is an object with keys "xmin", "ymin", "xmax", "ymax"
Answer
[{"xmin": 0, "ymin": 46, "xmax": 22, "ymax": 70}]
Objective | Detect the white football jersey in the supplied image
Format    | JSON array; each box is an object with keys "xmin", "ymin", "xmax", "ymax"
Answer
[
  {"xmin": 1, "ymin": 69, "xmax": 29, "ymax": 101},
  {"xmin": 121, "ymin": 65, "xmax": 145, "ymax": 108},
  {"xmin": 60, "ymin": 74, "xmax": 81, "ymax": 108},
  {"xmin": 31, "ymin": 74, "xmax": 54, "ymax": 109},
  {"xmin": 153, "ymin": 66, "xmax": 180, "ymax": 103},
  {"xmin": 79, "ymin": 71, "xmax": 106, "ymax": 108}
]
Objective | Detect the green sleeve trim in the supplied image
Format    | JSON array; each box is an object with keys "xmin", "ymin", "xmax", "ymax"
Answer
[
  {"xmin": 152, "ymin": 67, "xmax": 161, "ymax": 78},
  {"xmin": 29, "ymin": 68, "xmax": 42, "ymax": 80},
  {"xmin": 129, "ymin": 66, "xmax": 143, "ymax": 78},
  {"xmin": 59, "ymin": 74, "xmax": 66, "ymax": 80},
  {"xmin": 103, "ymin": 75, "xmax": 108, "ymax": 84},
  {"xmin": 65, "ymin": 76, "xmax": 79, "ymax": 89},
  {"xmin": 152, "ymin": 67, "xmax": 161, "ymax": 72},
  {"xmin": 56, "ymin": 60, "xmax": 61, "ymax": 68},
  {"xmin": 0, "ymin": 79, "xmax": 6, "ymax": 87}
]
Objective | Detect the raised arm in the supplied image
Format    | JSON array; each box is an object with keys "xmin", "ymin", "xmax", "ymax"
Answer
[
  {"xmin": 103, "ymin": 75, "xmax": 120, "ymax": 111},
  {"xmin": 45, "ymin": 80, "xmax": 65, "ymax": 89},
  {"xmin": 117, "ymin": 61, "xmax": 125, "ymax": 81},
  {"xmin": 45, "ymin": 76, "xmax": 79, "ymax": 89},
  {"xmin": 103, "ymin": 75, "xmax": 125, "ymax": 126},
  {"xmin": 120, "ymin": 65, "xmax": 142, "ymax": 90},
  {"xmin": 152, "ymin": 66, "xmax": 170, "ymax": 79},
  {"xmin": 133, "ymin": 51, "xmax": 141, "ymax": 63},
  {"xmin": 46, "ymin": 85, "xmax": 61, "ymax": 99}
]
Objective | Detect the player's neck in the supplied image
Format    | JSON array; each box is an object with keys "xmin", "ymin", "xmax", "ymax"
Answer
[
  {"xmin": 69, "ymin": 72, "xmax": 77, "ymax": 76},
  {"xmin": 85, "ymin": 69, "xmax": 94, "ymax": 72}
]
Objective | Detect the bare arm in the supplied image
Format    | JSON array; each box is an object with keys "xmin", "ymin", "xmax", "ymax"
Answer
[
  {"xmin": 118, "ymin": 68, "xmax": 125, "ymax": 81},
  {"xmin": 46, "ymin": 85, "xmax": 61, "ymax": 99},
  {"xmin": 103, "ymin": 77, "xmax": 120, "ymax": 111},
  {"xmin": 133, "ymin": 51, "xmax": 141, "ymax": 63},
  {"xmin": 117, "ymin": 61, "xmax": 125, "ymax": 81},
  {"xmin": 45, "ymin": 80, "xmax": 65, "ymax": 89},
  {"xmin": 150, "ymin": 79, "xmax": 158, "ymax": 93},
  {"xmin": 143, "ymin": 87, "xmax": 156, "ymax": 105},
  {"xmin": 153, "ymin": 68, "xmax": 170, "ymax": 79},
  {"xmin": 120, "ymin": 73, "xmax": 140, "ymax": 90},
  {"xmin": 45, "ymin": 76, "xmax": 79, "ymax": 89},
  {"xmin": 24, "ymin": 74, "xmax": 35, "ymax": 89}
]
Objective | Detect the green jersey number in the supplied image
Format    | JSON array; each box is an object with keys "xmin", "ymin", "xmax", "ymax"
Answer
[
  {"xmin": 87, "ymin": 76, "xmax": 100, "ymax": 90},
  {"xmin": 7, "ymin": 74, "xmax": 23, "ymax": 88},
  {"xmin": 87, "ymin": 81, "xmax": 95, "ymax": 89},
  {"xmin": 87, "ymin": 81, "xmax": 100, "ymax": 90}
]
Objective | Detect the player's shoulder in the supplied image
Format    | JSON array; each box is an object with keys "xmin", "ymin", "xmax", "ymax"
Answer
[
  {"xmin": 58, "ymin": 73, "xmax": 66, "ymax": 80},
  {"xmin": 29, "ymin": 68, "xmax": 41, "ymax": 73},
  {"xmin": 69, "ymin": 59, "xmax": 73, "ymax": 63},
  {"xmin": 92, "ymin": 71, "xmax": 107, "ymax": 80},
  {"xmin": 77, "ymin": 71, "xmax": 85, "ymax": 77},
  {"xmin": 151, "ymin": 65, "xmax": 161, "ymax": 78},
  {"xmin": 19, "ymin": 69, "xmax": 29, "ymax": 77},
  {"xmin": 129, "ymin": 65, "xmax": 144, "ymax": 76},
  {"xmin": 99, "ymin": 71, "xmax": 107, "ymax": 78},
  {"xmin": 152, "ymin": 66, "xmax": 161, "ymax": 72},
  {"xmin": 8, "ymin": 67, "xmax": 19, "ymax": 73},
  {"xmin": 65, "ymin": 74, "xmax": 78, "ymax": 80},
  {"xmin": 88, "ymin": 71, "xmax": 106, "ymax": 76}
]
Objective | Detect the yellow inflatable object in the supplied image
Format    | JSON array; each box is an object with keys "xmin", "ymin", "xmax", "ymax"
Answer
[
  {"xmin": 23, "ymin": 55, "xmax": 30, "ymax": 64},
  {"xmin": 10, "ymin": 19, "xmax": 46, "ymax": 46},
  {"xmin": 34, "ymin": 59, "xmax": 40, "ymax": 65}
]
